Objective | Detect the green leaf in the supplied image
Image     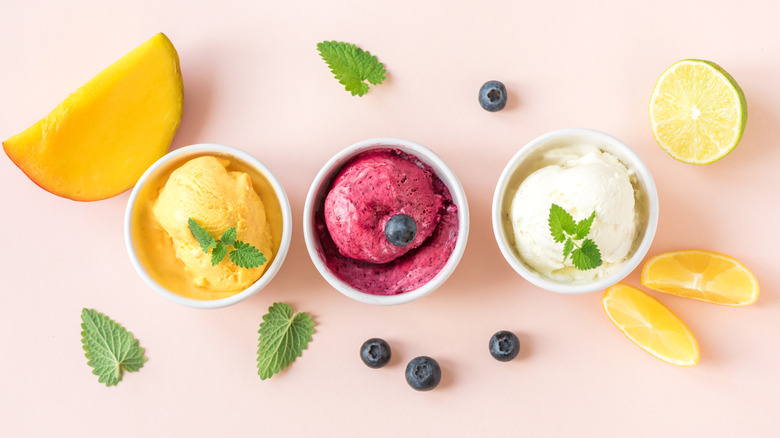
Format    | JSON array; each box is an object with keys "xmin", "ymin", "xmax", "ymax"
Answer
[
  {"xmin": 220, "ymin": 227, "xmax": 237, "ymax": 247},
  {"xmin": 317, "ymin": 41, "xmax": 386, "ymax": 96},
  {"xmin": 563, "ymin": 238, "xmax": 574, "ymax": 262},
  {"xmin": 257, "ymin": 303, "xmax": 315, "ymax": 380},
  {"xmin": 571, "ymin": 239, "xmax": 603, "ymax": 271},
  {"xmin": 574, "ymin": 211, "xmax": 596, "ymax": 240},
  {"xmin": 211, "ymin": 242, "xmax": 228, "ymax": 266},
  {"xmin": 550, "ymin": 205, "xmax": 603, "ymax": 271},
  {"xmin": 188, "ymin": 218, "xmax": 216, "ymax": 253},
  {"xmin": 548, "ymin": 204, "xmax": 576, "ymax": 243},
  {"xmin": 229, "ymin": 241, "xmax": 267, "ymax": 269},
  {"xmin": 80, "ymin": 308, "xmax": 146, "ymax": 387}
]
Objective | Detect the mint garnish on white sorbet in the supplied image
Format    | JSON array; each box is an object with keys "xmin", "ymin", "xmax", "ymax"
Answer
[{"xmin": 548, "ymin": 204, "xmax": 603, "ymax": 271}]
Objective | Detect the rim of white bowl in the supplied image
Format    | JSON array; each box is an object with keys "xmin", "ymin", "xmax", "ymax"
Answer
[
  {"xmin": 124, "ymin": 144, "xmax": 293, "ymax": 309},
  {"xmin": 303, "ymin": 137, "xmax": 470, "ymax": 305},
  {"xmin": 491, "ymin": 128, "xmax": 659, "ymax": 294}
]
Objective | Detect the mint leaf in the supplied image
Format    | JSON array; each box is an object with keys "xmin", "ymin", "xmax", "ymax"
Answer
[
  {"xmin": 563, "ymin": 238, "xmax": 574, "ymax": 262},
  {"xmin": 571, "ymin": 239, "xmax": 603, "ymax": 270},
  {"xmin": 220, "ymin": 227, "xmax": 237, "ymax": 247},
  {"xmin": 574, "ymin": 211, "xmax": 596, "ymax": 240},
  {"xmin": 229, "ymin": 241, "xmax": 267, "ymax": 269},
  {"xmin": 80, "ymin": 308, "xmax": 146, "ymax": 386},
  {"xmin": 188, "ymin": 218, "xmax": 265, "ymax": 270},
  {"xmin": 257, "ymin": 303, "xmax": 315, "ymax": 380},
  {"xmin": 317, "ymin": 41, "xmax": 386, "ymax": 97},
  {"xmin": 549, "ymin": 206, "xmax": 602, "ymax": 271},
  {"xmin": 548, "ymin": 204, "xmax": 576, "ymax": 242},
  {"xmin": 188, "ymin": 218, "xmax": 215, "ymax": 253},
  {"xmin": 211, "ymin": 242, "xmax": 227, "ymax": 266}
]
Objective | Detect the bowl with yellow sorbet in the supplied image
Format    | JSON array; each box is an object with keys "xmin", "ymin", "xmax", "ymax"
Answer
[
  {"xmin": 124, "ymin": 144, "xmax": 292, "ymax": 308},
  {"xmin": 492, "ymin": 129, "xmax": 659, "ymax": 294}
]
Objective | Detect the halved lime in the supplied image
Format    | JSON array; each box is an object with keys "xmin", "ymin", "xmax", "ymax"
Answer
[{"xmin": 649, "ymin": 59, "xmax": 747, "ymax": 164}]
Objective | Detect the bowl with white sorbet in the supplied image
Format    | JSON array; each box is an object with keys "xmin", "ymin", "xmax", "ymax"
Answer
[{"xmin": 492, "ymin": 129, "xmax": 659, "ymax": 294}]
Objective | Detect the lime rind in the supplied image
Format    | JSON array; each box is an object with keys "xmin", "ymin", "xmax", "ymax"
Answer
[{"xmin": 649, "ymin": 59, "xmax": 747, "ymax": 165}]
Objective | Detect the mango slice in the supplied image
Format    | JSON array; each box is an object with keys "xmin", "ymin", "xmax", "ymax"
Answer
[{"xmin": 3, "ymin": 33, "xmax": 183, "ymax": 201}]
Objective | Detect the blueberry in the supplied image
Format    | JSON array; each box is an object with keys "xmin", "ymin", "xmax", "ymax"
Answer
[
  {"xmin": 478, "ymin": 80, "xmax": 508, "ymax": 112},
  {"xmin": 384, "ymin": 214, "xmax": 417, "ymax": 247},
  {"xmin": 360, "ymin": 338, "xmax": 391, "ymax": 369},
  {"xmin": 405, "ymin": 356, "xmax": 441, "ymax": 391},
  {"xmin": 489, "ymin": 330, "xmax": 520, "ymax": 362}
]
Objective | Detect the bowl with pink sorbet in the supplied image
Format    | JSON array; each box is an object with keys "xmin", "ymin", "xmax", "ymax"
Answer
[{"xmin": 303, "ymin": 138, "xmax": 469, "ymax": 305}]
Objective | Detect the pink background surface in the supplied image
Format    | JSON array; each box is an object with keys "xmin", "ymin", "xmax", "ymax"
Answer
[{"xmin": 1, "ymin": 0, "xmax": 779, "ymax": 436}]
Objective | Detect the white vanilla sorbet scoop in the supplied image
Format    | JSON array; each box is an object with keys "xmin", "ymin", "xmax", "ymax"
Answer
[{"xmin": 510, "ymin": 145, "xmax": 637, "ymax": 282}]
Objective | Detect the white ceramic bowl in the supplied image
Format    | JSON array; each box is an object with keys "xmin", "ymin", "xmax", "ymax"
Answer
[
  {"xmin": 124, "ymin": 144, "xmax": 293, "ymax": 309},
  {"xmin": 492, "ymin": 128, "xmax": 659, "ymax": 294},
  {"xmin": 303, "ymin": 138, "xmax": 469, "ymax": 305}
]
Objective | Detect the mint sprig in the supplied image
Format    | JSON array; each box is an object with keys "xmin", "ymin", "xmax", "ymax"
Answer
[
  {"xmin": 257, "ymin": 303, "xmax": 315, "ymax": 380},
  {"xmin": 187, "ymin": 218, "xmax": 266, "ymax": 269},
  {"xmin": 317, "ymin": 41, "xmax": 386, "ymax": 96},
  {"xmin": 548, "ymin": 204, "xmax": 603, "ymax": 271}
]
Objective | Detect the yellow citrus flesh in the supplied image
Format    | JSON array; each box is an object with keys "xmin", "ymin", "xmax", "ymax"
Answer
[
  {"xmin": 649, "ymin": 59, "xmax": 746, "ymax": 164},
  {"xmin": 3, "ymin": 33, "xmax": 183, "ymax": 201},
  {"xmin": 603, "ymin": 283, "xmax": 699, "ymax": 366},
  {"xmin": 641, "ymin": 250, "xmax": 758, "ymax": 306}
]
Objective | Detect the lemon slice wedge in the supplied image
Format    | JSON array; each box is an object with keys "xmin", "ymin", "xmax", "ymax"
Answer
[
  {"xmin": 603, "ymin": 283, "xmax": 699, "ymax": 366},
  {"xmin": 641, "ymin": 250, "xmax": 758, "ymax": 306}
]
